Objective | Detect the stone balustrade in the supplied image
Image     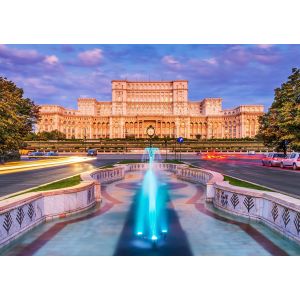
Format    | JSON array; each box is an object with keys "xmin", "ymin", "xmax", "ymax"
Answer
[
  {"xmin": 172, "ymin": 164, "xmax": 300, "ymax": 243},
  {"xmin": 1, "ymin": 161, "xmax": 300, "ymax": 248},
  {"xmin": 213, "ymin": 181, "xmax": 300, "ymax": 243},
  {"xmin": 82, "ymin": 166, "xmax": 125, "ymax": 184},
  {"xmin": 176, "ymin": 165, "xmax": 224, "ymax": 200},
  {"xmin": 0, "ymin": 165, "xmax": 128, "ymax": 248},
  {"xmin": 0, "ymin": 180, "xmax": 99, "ymax": 248}
]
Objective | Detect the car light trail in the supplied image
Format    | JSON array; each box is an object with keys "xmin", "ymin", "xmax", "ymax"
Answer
[{"xmin": 0, "ymin": 156, "xmax": 96, "ymax": 174}]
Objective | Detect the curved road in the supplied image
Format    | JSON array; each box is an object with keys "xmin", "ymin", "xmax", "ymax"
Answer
[
  {"xmin": 0, "ymin": 157, "xmax": 120, "ymax": 197},
  {"xmin": 0, "ymin": 154, "xmax": 299, "ymax": 199},
  {"xmin": 185, "ymin": 157, "xmax": 300, "ymax": 199}
]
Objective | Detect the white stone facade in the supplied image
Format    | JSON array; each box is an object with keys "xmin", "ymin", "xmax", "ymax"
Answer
[{"xmin": 37, "ymin": 80, "xmax": 264, "ymax": 139}]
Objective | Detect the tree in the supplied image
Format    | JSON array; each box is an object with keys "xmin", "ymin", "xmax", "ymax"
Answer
[
  {"xmin": 0, "ymin": 77, "xmax": 39, "ymax": 155},
  {"xmin": 257, "ymin": 68, "xmax": 300, "ymax": 152},
  {"xmin": 37, "ymin": 130, "xmax": 66, "ymax": 140},
  {"xmin": 26, "ymin": 130, "xmax": 66, "ymax": 141}
]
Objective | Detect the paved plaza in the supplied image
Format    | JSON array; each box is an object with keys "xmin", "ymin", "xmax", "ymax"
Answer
[{"xmin": 1, "ymin": 170, "xmax": 300, "ymax": 256}]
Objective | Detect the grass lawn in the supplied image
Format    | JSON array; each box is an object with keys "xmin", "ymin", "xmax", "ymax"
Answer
[
  {"xmin": 98, "ymin": 164, "xmax": 116, "ymax": 169},
  {"xmin": 223, "ymin": 175, "xmax": 274, "ymax": 192},
  {"xmin": 117, "ymin": 159, "xmax": 144, "ymax": 164},
  {"xmin": 4, "ymin": 175, "xmax": 82, "ymax": 200},
  {"xmin": 29, "ymin": 175, "xmax": 81, "ymax": 192}
]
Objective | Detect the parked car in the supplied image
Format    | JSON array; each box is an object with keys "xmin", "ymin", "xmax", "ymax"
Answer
[
  {"xmin": 262, "ymin": 152, "xmax": 286, "ymax": 167},
  {"xmin": 280, "ymin": 152, "xmax": 300, "ymax": 170},
  {"xmin": 28, "ymin": 151, "xmax": 45, "ymax": 158},
  {"xmin": 87, "ymin": 149, "xmax": 97, "ymax": 156},
  {"xmin": 45, "ymin": 151, "xmax": 58, "ymax": 156}
]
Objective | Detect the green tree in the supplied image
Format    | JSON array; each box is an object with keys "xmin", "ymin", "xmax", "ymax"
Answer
[
  {"xmin": 0, "ymin": 77, "xmax": 39, "ymax": 155},
  {"xmin": 35, "ymin": 130, "xmax": 66, "ymax": 141},
  {"xmin": 258, "ymin": 68, "xmax": 300, "ymax": 152}
]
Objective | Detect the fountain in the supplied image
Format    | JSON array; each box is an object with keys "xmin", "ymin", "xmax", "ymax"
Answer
[{"xmin": 135, "ymin": 147, "xmax": 168, "ymax": 245}]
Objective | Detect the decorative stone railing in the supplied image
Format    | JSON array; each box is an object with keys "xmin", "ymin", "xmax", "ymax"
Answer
[
  {"xmin": 82, "ymin": 166, "xmax": 125, "ymax": 184},
  {"xmin": 0, "ymin": 180, "xmax": 99, "ymax": 248},
  {"xmin": 213, "ymin": 181, "xmax": 300, "ymax": 243},
  {"xmin": 172, "ymin": 163, "xmax": 300, "ymax": 243},
  {"xmin": 123, "ymin": 162, "xmax": 181, "ymax": 172},
  {"xmin": 176, "ymin": 166, "xmax": 224, "ymax": 200},
  {"xmin": 2, "ymin": 161, "xmax": 300, "ymax": 248},
  {"xmin": 0, "ymin": 165, "xmax": 128, "ymax": 249}
]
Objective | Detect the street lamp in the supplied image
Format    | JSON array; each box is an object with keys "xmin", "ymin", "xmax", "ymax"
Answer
[
  {"xmin": 83, "ymin": 128, "xmax": 87, "ymax": 152},
  {"xmin": 164, "ymin": 136, "xmax": 168, "ymax": 162},
  {"xmin": 124, "ymin": 129, "xmax": 128, "ymax": 156},
  {"xmin": 177, "ymin": 137, "xmax": 184, "ymax": 162}
]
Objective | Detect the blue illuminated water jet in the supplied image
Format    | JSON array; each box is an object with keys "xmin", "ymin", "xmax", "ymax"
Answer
[{"xmin": 135, "ymin": 147, "xmax": 168, "ymax": 243}]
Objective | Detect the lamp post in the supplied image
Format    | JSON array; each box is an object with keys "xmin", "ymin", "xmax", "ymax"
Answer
[
  {"xmin": 83, "ymin": 128, "xmax": 87, "ymax": 152},
  {"xmin": 125, "ymin": 129, "xmax": 128, "ymax": 155},
  {"xmin": 177, "ymin": 137, "xmax": 184, "ymax": 162},
  {"xmin": 173, "ymin": 127, "xmax": 176, "ymax": 160},
  {"xmin": 164, "ymin": 136, "xmax": 168, "ymax": 162}
]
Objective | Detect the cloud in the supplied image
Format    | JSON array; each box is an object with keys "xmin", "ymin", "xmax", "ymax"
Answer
[
  {"xmin": 12, "ymin": 76, "xmax": 58, "ymax": 97},
  {"xmin": 78, "ymin": 48, "xmax": 103, "ymax": 66},
  {"xmin": 203, "ymin": 57, "xmax": 218, "ymax": 66},
  {"xmin": 0, "ymin": 44, "xmax": 299, "ymax": 110},
  {"xmin": 44, "ymin": 55, "xmax": 59, "ymax": 65},
  {"xmin": 161, "ymin": 55, "xmax": 181, "ymax": 69},
  {"xmin": 0, "ymin": 45, "xmax": 43, "ymax": 64},
  {"xmin": 257, "ymin": 44, "xmax": 273, "ymax": 49},
  {"xmin": 224, "ymin": 46, "xmax": 251, "ymax": 65},
  {"xmin": 61, "ymin": 45, "xmax": 75, "ymax": 52},
  {"xmin": 253, "ymin": 53, "xmax": 280, "ymax": 64}
]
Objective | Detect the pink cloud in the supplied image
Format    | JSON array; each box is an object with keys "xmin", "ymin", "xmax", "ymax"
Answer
[
  {"xmin": 254, "ymin": 54, "xmax": 280, "ymax": 64},
  {"xmin": 16, "ymin": 77, "xmax": 58, "ymax": 96},
  {"xmin": 203, "ymin": 57, "xmax": 218, "ymax": 66},
  {"xmin": 161, "ymin": 55, "xmax": 181, "ymax": 69},
  {"xmin": 257, "ymin": 44, "xmax": 273, "ymax": 49},
  {"xmin": 44, "ymin": 55, "xmax": 59, "ymax": 65},
  {"xmin": 78, "ymin": 48, "xmax": 103, "ymax": 66},
  {"xmin": 0, "ymin": 45, "xmax": 43, "ymax": 64},
  {"xmin": 224, "ymin": 46, "xmax": 251, "ymax": 65}
]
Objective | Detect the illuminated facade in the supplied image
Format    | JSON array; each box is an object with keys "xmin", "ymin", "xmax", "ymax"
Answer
[{"xmin": 37, "ymin": 80, "xmax": 264, "ymax": 139}]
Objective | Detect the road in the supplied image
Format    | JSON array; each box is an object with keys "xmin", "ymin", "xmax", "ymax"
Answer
[
  {"xmin": 0, "ymin": 153, "xmax": 299, "ymax": 199},
  {"xmin": 0, "ymin": 157, "xmax": 120, "ymax": 197},
  {"xmin": 185, "ymin": 157, "xmax": 300, "ymax": 199}
]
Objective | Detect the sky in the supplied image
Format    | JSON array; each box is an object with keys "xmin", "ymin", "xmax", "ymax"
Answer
[{"xmin": 0, "ymin": 44, "xmax": 299, "ymax": 110}]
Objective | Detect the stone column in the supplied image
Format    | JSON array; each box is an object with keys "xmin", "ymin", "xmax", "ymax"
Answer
[
  {"xmin": 186, "ymin": 117, "xmax": 190, "ymax": 138},
  {"xmin": 109, "ymin": 117, "xmax": 113, "ymax": 138}
]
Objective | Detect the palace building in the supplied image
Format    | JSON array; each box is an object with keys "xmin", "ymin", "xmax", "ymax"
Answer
[{"xmin": 37, "ymin": 80, "xmax": 264, "ymax": 139}]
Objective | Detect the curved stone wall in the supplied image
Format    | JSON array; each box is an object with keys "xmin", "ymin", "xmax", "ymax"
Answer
[
  {"xmin": 171, "ymin": 163, "xmax": 300, "ymax": 243},
  {"xmin": 0, "ymin": 181, "xmax": 98, "ymax": 248},
  {"xmin": 1, "ymin": 162, "xmax": 300, "ymax": 248},
  {"xmin": 213, "ymin": 181, "xmax": 300, "ymax": 243}
]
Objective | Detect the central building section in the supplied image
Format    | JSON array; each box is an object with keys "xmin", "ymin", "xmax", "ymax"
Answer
[
  {"xmin": 38, "ymin": 79, "xmax": 263, "ymax": 139},
  {"xmin": 111, "ymin": 80, "xmax": 189, "ymax": 138}
]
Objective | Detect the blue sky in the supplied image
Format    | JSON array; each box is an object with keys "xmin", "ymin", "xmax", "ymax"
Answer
[{"xmin": 0, "ymin": 44, "xmax": 299, "ymax": 110}]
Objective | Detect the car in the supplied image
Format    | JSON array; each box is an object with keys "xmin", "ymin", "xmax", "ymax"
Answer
[
  {"xmin": 262, "ymin": 152, "xmax": 286, "ymax": 167},
  {"xmin": 280, "ymin": 152, "xmax": 300, "ymax": 170},
  {"xmin": 87, "ymin": 149, "xmax": 97, "ymax": 156},
  {"xmin": 45, "ymin": 151, "xmax": 58, "ymax": 156},
  {"xmin": 28, "ymin": 151, "xmax": 45, "ymax": 158}
]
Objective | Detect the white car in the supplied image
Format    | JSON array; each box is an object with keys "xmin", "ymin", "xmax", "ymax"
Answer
[
  {"xmin": 262, "ymin": 152, "xmax": 286, "ymax": 167},
  {"xmin": 280, "ymin": 152, "xmax": 300, "ymax": 170}
]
